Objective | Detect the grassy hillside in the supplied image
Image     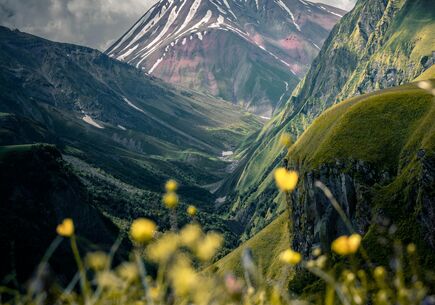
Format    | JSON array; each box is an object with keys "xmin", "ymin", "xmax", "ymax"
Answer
[
  {"xmin": 216, "ymin": 78, "xmax": 435, "ymax": 280},
  {"xmin": 217, "ymin": 0, "xmax": 435, "ymax": 242},
  {"xmin": 213, "ymin": 213, "xmax": 290, "ymax": 279},
  {"xmin": 288, "ymin": 84, "xmax": 434, "ymax": 171},
  {"xmin": 0, "ymin": 27, "xmax": 265, "ymax": 257},
  {"xmin": 288, "ymin": 0, "xmax": 435, "ymax": 138},
  {"xmin": 0, "ymin": 26, "xmax": 262, "ymax": 195}
]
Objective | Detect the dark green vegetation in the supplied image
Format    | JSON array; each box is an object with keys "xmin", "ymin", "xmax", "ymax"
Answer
[
  {"xmin": 0, "ymin": 144, "xmax": 122, "ymax": 283},
  {"xmin": 213, "ymin": 213, "xmax": 290, "ymax": 279},
  {"xmin": 287, "ymin": 80, "xmax": 435, "ymax": 292},
  {"xmin": 216, "ymin": 0, "xmax": 435, "ymax": 241},
  {"xmin": 0, "ymin": 26, "xmax": 262, "ymax": 280},
  {"xmin": 216, "ymin": 80, "xmax": 435, "ymax": 293}
]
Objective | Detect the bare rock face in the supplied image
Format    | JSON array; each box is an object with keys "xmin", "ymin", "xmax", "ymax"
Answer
[
  {"xmin": 419, "ymin": 152, "xmax": 435, "ymax": 248},
  {"xmin": 289, "ymin": 154, "xmax": 435, "ymax": 258},
  {"xmin": 289, "ymin": 160, "xmax": 383, "ymax": 256}
]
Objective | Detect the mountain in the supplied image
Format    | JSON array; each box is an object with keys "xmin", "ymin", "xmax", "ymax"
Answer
[
  {"xmin": 106, "ymin": 0, "xmax": 345, "ymax": 116},
  {"xmin": 0, "ymin": 26, "xmax": 262, "ymax": 193},
  {"xmin": 216, "ymin": 0, "xmax": 435, "ymax": 240},
  {"xmin": 215, "ymin": 75, "xmax": 435, "ymax": 292},
  {"xmin": 286, "ymin": 79, "xmax": 435, "ymax": 261},
  {"xmin": 0, "ymin": 144, "xmax": 123, "ymax": 282},
  {"xmin": 0, "ymin": 26, "xmax": 264, "ymax": 260},
  {"xmin": 285, "ymin": 0, "xmax": 435, "ymax": 137}
]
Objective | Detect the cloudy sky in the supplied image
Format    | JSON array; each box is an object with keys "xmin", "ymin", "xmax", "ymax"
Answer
[
  {"xmin": 0, "ymin": 0, "xmax": 357, "ymax": 51},
  {"xmin": 314, "ymin": 0, "xmax": 357, "ymax": 11}
]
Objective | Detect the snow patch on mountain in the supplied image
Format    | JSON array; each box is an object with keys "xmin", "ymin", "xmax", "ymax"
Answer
[
  {"xmin": 149, "ymin": 57, "xmax": 163, "ymax": 74},
  {"xmin": 275, "ymin": 0, "xmax": 301, "ymax": 31},
  {"xmin": 319, "ymin": 5, "xmax": 343, "ymax": 17},
  {"xmin": 83, "ymin": 115, "xmax": 104, "ymax": 129},
  {"xmin": 123, "ymin": 97, "xmax": 146, "ymax": 114}
]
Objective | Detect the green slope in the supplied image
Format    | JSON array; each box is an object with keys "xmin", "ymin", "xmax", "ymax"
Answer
[
  {"xmin": 217, "ymin": 0, "xmax": 435, "ymax": 242},
  {"xmin": 0, "ymin": 26, "xmax": 262, "ymax": 195},
  {"xmin": 213, "ymin": 213, "xmax": 290, "ymax": 280},
  {"xmin": 0, "ymin": 27, "xmax": 263, "ymax": 262},
  {"xmin": 287, "ymin": 0, "xmax": 435, "ymax": 136},
  {"xmin": 288, "ymin": 80, "xmax": 435, "ymax": 267},
  {"xmin": 215, "ymin": 79, "xmax": 435, "ymax": 280},
  {"xmin": 288, "ymin": 84, "xmax": 434, "ymax": 171}
]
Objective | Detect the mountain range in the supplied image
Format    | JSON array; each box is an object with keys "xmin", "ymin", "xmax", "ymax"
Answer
[
  {"xmin": 216, "ymin": 0, "xmax": 435, "ymax": 241},
  {"xmin": 106, "ymin": 0, "xmax": 345, "ymax": 116},
  {"xmin": 0, "ymin": 25, "xmax": 261, "ymax": 279},
  {"xmin": 0, "ymin": 0, "xmax": 434, "ymax": 289}
]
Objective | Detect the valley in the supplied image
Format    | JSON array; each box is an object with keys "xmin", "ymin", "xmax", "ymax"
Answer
[{"xmin": 0, "ymin": 0, "xmax": 434, "ymax": 303}]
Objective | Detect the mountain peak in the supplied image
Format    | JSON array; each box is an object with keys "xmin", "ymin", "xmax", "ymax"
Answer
[{"xmin": 106, "ymin": 0, "xmax": 345, "ymax": 115}]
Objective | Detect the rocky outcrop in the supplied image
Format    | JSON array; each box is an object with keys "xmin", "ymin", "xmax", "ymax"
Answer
[
  {"xmin": 288, "ymin": 154, "xmax": 435, "ymax": 257},
  {"xmin": 289, "ymin": 160, "xmax": 381, "ymax": 256},
  {"xmin": 419, "ymin": 151, "xmax": 435, "ymax": 248}
]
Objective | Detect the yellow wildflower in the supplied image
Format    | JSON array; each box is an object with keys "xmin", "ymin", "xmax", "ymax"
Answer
[
  {"xmin": 187, "ymin": 205, "xmax": 197, "ymax": 217},
  {"xmin": 147, "ymin": 233, "xmax": 179, "ymax": 263},
  {"xmin": 312, "ymin": 247, "xmax": 322, "ymax": 257},
  {"xmin": 85, "ymin": 251, "xmax": 109, "ymax": 271},
  {"xmin": 407, "ymin": 243, "xmax": 416, "ymax": 254},
  {"xmin": 316, "ymin": 255, "xmax": 327, "ymax": 269},
  {"xmin": 196, "ymin": 232, "xmax": 223, "ymax": 261},
  {"xmin": 116, "ymin": 262, "xmax": 139, "ymax": 282},
  {"xmin": 96, "ymin": 271, "xmax": 123, "ymax": 290},
  {"xmin": 279, "ymin": 132, "xmax": 293, "ymax": 147},
  {"xmin": 274, "ymin": 168, "xmax": 298, "ymax": 192},
  {"xmin": 169, "ymin": 259, "xmax": 198, "ymax": 296},
  {"xmin": 163, "ymin": 192, "xmax": 179, "ymax": 209},
  {"xmin": 165, "ymin": 179, "xmax": 178, "ymax": 192},
  {"xmin": 149, "ymin": 286, "xmax": 161, "ymax": 300},
  {"xmin": 56, "ymin": 218, "xmax": 74, "ymax": 237},
  {"xmin": 279, "ymin": 249, "xmax": 302, "ymax": 265},
  {"xmin": 130, "ymin": 218, "xmax": 156, "ymax": 243},
  {"xmin": 331, "ymin": 234, "xmax": 362, "ymax": 255},
  {"xmin": 180, "ymin": 224, "xmax": 202, "ymax": 248},
  {"xmin": 306, "ymin": 260, "xmax": 315, "ymax": 268},
  {"xmin": 374, "ymin": 266, "xmax": 386, "ymax": 280},
  {"xmin": 343, "ymin": 270, "xmax": 355, "ymax": 283}
]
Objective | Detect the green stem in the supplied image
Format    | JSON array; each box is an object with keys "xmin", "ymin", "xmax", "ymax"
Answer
[
  {"xmin": 89, "ymin": 235, "xmax": 124, "ymax": 305},
  {"xmin": 306, "ymin": 266, "xmax": 351, "ymax": 305},
  {"xmin": 70, "ymin": 235, "xmax": 90, "ymax": 303},
  {"xmin": 316, "ymin": 181, "xmax": 375, "ymax": 269},
  {"xmin": 315, "ymin": 181, "xmax": 355, "ymax": 234},
  {"xmin": 170, "ymin": 209, "xmax": 178, "ymax": 231},
  {"xmin": 135, "ymin": 249, "xmax": 154, "ymax": 305}
]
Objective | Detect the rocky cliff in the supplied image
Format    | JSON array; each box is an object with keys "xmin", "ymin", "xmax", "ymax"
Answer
[{"xmin": 286, "ymin": 82, "xmax": 435, "ymax": 266}]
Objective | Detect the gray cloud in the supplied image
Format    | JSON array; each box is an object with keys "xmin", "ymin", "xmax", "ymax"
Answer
[
  {"xmin": 312, "ymin": 0, "xmax": 357, "ymax": 11},
  {"xmin": 0, "ymin": 0, "xmax": 357, "ymax": 51},
  {"xmin": 0, "ymin": 0, "xmax": 157, "ymax": 51}
]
